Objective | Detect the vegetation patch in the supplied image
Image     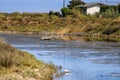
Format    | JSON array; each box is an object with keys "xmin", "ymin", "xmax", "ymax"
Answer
[
  {"xmin": 0, "ymin": 39, "xmax": 56, "ymax": 80},
  {"xmin": 0, "ymin": 1, "xmax": 120, "ymax": 37}
]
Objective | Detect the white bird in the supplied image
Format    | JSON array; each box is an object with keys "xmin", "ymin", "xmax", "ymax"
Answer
[
  {"xmin": 63, "ymin": 69, "xmax": 71, "ymax": 75},
  {"xmin": 64, "ymin": 69, "xmax": 71, "ymax": 73}
]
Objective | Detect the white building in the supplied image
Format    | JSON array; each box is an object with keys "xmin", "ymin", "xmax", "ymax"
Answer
[{"xmin": 76, "ymin": 2, "xmax": 105, "ymax": 15}]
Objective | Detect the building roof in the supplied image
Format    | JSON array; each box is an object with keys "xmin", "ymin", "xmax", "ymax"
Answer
[{"xmin": 75, "ymin": 2, "xmax": 106, "ymax": 8}]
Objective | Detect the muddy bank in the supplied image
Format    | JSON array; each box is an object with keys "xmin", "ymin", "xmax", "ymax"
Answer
[{"xmin": 0, "ymin": 30, "xmax": 120, "ymax": 41}]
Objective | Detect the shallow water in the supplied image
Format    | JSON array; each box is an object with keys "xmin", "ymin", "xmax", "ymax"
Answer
[{"xmin": 0, "ymin": 33, "xmax": 120, "ymax": 80}]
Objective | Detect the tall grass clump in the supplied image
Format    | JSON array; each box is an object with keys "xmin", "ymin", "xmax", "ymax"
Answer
[
  {"xmin": 0, "ymin": 39, "xmax": 16, "ymax": 68},
  {"xmin": 0, "ymin": 51, "xmax": 16, "ymax": 68}
]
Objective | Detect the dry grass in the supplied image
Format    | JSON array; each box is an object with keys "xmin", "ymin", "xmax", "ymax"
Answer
[
  {"xmin": 0, "ymin": 38, "xmax": 56, "ymax": 80},
  {"xmin": 0, "ymin": 12, "xmax": 120, "ymax": 37}
]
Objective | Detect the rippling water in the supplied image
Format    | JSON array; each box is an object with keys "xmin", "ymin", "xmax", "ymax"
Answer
[{"xmin": 0, "ymin": 33, "xmax": 120, "ymax": 80}]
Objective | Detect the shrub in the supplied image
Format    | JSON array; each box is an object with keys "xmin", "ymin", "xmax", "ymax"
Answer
[
  {"xmin": 10, "ymin": 12, "xmax": 21, "ymax": 17},
  {"xmin": 0, "ymin": 25, "xmax": 9, "ymax": 30},
  {"xmin": 71, "ymin": 8, "xmax": 85, "ymax": 19},
  {"xmin": 49, "ymin": 11, "xmax": 61, "ymax": 17},
  {"xmin": 61, "ymin": 7, "xmax": 72, "ymax": 17},
  {"xmin": 102, "ymin": 9, "xmax": 119, "ymax": 18},
  {"xmin": 101, "ymin": 5, "xmax": 120, "ymax": 18},
  {"xmin": 101, "ymin": 5, "xmax": 109, "ymax": 13},
  {"xmin": 0, "ymin": 51, "xmax": 16, "ymax": 68},
  {"xmin": 54, "ymin": 12, "xmax": 61, "ymax": 17},
  {"xmin": 0, "ymin": 40, "xmax": 16, "ymax": 68},
  {"xmin": 102, "ymin": 24, "xmax": 120, "ymax": 35},
  {"xmin": 49, "ymin": 11, "xmax": 54, "ymax": 16}
]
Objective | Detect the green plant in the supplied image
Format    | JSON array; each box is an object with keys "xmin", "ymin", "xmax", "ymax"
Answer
[
  {"xmin": 54, "ymin": 12, "xmax": 61, "ymax": 17},
  {"xmin": 68, "ymin": 0, "xmax": 85, "ymax": 9},
  {"xmin": 61, "ymin": 7, "xmax": 72, "ymax": 17},
  {"xmin": 49, "ymin": 11, "xmax": 54, "ymax": 16},
  {"xmin": 10, "ymin": 12, "xmax": 21, "ymax": 17},
  {"xmin": 102, "ymin": 8, "xmax": 119, "ymax": 18},
  {"xmin": 101, "ymin": 5, "xmax": 109, "ymax": 13},
  {"xmin": 49, "ymin": 11, "xmax": 61, "ymax": 17}
]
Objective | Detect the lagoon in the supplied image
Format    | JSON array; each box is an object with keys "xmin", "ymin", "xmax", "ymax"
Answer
[{"xmin": 0, "ymin": 33, "xmax": 120, "ymax": 80}]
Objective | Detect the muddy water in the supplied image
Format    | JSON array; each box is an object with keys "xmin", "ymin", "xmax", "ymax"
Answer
[{"xmin": 0, "ymin": 33, "xmax": 120, "ymax": 80}]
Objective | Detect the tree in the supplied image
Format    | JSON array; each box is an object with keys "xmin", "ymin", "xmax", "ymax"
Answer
[
  {"xmin": 101, "ymin": 5, "xmax": 109, "ymax": 13},
  {"xmin": 68, "ymin": 0, "xmax": 85, "ymax": 9},
  {"xmin": 118, "ymin": 4, "xmax": 120, "ymax": 13}
]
